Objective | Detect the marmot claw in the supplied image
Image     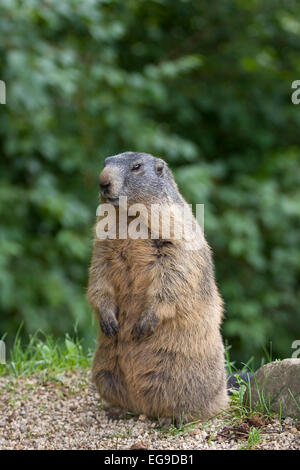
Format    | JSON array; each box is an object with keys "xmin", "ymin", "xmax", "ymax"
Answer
[
  {"xmin": 131, "ymin": 312, "xmax": 158, "ymax": 339},
  {"xmin": 100, "ymin": 318, "xmax": 119, "ymax": 337}
]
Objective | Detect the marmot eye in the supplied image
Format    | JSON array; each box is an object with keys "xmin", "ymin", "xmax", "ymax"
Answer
[{"xmin": 131, "ymin": 163, "xmax": 141, "ymax": 171}]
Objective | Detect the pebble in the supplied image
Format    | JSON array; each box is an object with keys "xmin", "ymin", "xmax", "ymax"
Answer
[{"xmin": 0, "ymin": 370, "xmax": 299, "ymax": 450}]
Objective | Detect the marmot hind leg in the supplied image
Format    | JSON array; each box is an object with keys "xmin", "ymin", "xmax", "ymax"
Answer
[{"xmin": 92, "ymin": 346, "xmax": 129, "ymax": 410}]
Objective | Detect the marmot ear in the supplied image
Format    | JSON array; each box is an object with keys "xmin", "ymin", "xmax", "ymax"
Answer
[{"xmin": 155, "ymin": 159, "xmax": 164, "ymax": 176}]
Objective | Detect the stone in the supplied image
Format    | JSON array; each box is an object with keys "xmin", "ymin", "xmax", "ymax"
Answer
[
  {"xmin": 138, "ymin": 414, "xmax": 147, "ymax": 422},
  {"xmin": 245, "ymin": 359, "xmax": 300, "ymax": 418},
  {"xmin": 130, "ymin": 441, "xmax": 149, "ymax": 450}
]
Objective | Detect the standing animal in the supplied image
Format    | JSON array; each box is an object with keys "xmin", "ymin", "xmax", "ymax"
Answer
[{"xmin": 87, "ymin": 152, "xmax": 228, "ymax": 423}]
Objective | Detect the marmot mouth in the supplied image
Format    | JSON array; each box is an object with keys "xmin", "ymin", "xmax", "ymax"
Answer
[{"xmin": 106, "ymin": 196, "xmax": 119, "ymax": 205}]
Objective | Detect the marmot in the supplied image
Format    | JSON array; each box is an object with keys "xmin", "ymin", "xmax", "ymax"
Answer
[{"xmin": 87, "ymin": 152, "xmax": 228, "ymax": 423}]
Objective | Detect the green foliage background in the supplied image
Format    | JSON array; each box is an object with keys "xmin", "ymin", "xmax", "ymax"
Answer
[{"xmin": 1, "ymin": 0, "xmax": 300, "ymax": 362}]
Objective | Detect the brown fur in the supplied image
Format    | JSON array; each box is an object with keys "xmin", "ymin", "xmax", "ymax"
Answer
[{"xmin": 87, "ymin": 152, "xmax": 228, "ymax": 422}]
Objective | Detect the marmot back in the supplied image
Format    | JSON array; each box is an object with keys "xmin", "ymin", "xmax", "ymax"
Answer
[{"xmin": 87, "ymin": 152, "xmax": 228, "ymax": 422}]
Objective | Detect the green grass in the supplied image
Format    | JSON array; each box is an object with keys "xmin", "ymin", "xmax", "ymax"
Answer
[
  {"xmin": 239, "ymin": 427, "xmax": 263, "ymax": 450},
  {"xmin": 155, "ymin": 418, "xmax": 201, "ymax": 436},
  {"xmin": 225, "ymin": 344, "xmax": 278, "ymax": 420},
  {"xmin": 0, "ymin": 330, "xmax": 92, "ymax": 377}
]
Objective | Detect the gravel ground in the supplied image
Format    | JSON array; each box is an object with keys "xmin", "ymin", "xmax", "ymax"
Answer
[{"xmin": 0, "ymin": 370, "xmax": 299, "ymax": 450}]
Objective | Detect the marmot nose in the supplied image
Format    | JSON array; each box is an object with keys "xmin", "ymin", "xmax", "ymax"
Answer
[
  {"xmin": 99, "ymin": 171, "xmax": 112, "ymax": 194},
  {"xmin": 99, "ymin": 180, "xmax": 111, "ymax": 191}
]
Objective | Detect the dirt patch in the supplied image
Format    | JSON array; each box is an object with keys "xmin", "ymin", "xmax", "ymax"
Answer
[{"xmin": 0, "ymin": 370, "xmax": 299, "ymax": 450}]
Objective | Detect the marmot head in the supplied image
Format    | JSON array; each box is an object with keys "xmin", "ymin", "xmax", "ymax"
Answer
[{"xmin": 99, "ymin": 152, "xmax": 180, "ymax": 206}]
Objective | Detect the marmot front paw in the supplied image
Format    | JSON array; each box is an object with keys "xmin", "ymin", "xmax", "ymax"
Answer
[
  {"xmin": 131, "ymin": 310, "xmax": 158, "ymax": 339},
  {"xmin": 100, "ymin": 317, "xmax": 119, "ymax": 337}
]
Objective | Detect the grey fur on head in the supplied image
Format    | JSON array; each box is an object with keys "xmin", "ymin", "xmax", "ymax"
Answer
[{"xmin": 99, "ymin": 152, "xmax": 181, "ymax": 205}]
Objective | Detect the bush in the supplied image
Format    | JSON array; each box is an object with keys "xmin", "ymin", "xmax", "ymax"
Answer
[{"xmin": 0, "ymin": 0, "xmax": 299, "ymax": 362}]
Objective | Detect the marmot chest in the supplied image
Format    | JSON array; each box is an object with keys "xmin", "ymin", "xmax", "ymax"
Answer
[{"xmin": 107, "ymin": 238, "xmax": 173, "ymax": 300}]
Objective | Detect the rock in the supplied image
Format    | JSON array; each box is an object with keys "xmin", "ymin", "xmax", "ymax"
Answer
[
  {"xmin": 246, "ymin": 416, "xmax": 264, "ymax": 428},
  {"xmin": 189, "ymin": 428, "xmax": 201, "ymax": 436},
  {"xmin": 245, "ymin": 359, "xmax": 300, "ymax": 418},
  {"xmin": 236, "ymin": 422, "xmax": 250, "ymax": 434},
  {"xmin": 138, "ymin": 414, "xmax": 147, "ymax": 422},
  {"xmin": 130, "ymin": 441, "xmax": 149, "ymax": 450}
]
